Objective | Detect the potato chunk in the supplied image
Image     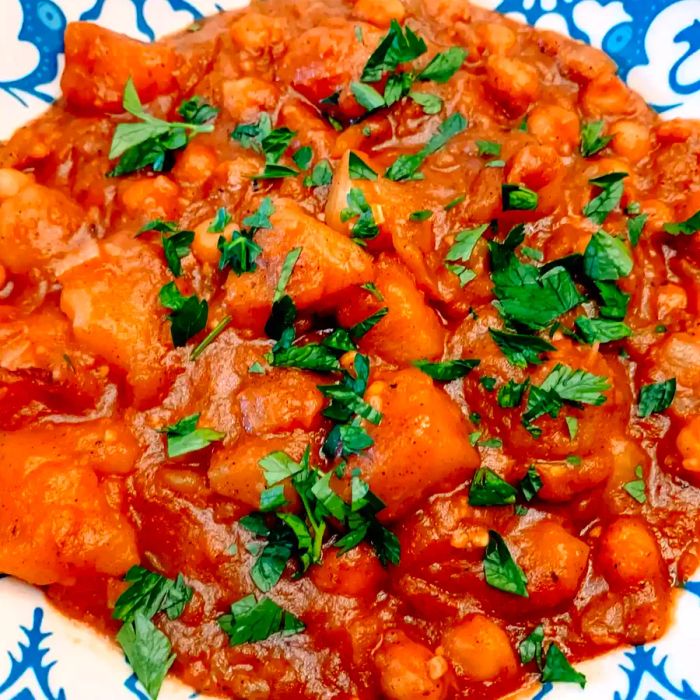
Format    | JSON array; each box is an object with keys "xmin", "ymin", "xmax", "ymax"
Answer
[
  {"xmin": 348, "ymin": 368, "xmax": 478, "ymax": 520},
  {"xmin": 0, "ymin": 421, "xmax": 139, "ymax": 585},
  {"xmin": 59, "ymin": 235, "xmax": 170, "ymax": 406},
  {"xmin": 62, "ymin": 22, "xmax": 177, "ymax": 113}
]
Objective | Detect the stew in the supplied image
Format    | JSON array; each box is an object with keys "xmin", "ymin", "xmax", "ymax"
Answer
[{"xmin": 1, "ymin": 0, "xmax": 700, "ymax": 698}]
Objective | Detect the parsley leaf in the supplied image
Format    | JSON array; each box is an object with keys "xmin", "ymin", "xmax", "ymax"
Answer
[
  {"xmin": 243, "ymin": 197, "xmax": 274, "ymax": 230},
  {"xmin": 304, "ymin": 159, "xmax": 333, "ymax": 187},
  {"xmin": 638, "ymin": 378, "xmax": 676, "ymax": 417},
  {"xmin": 595, "ymin": 280, "xmax": 630, "ymax": 320},
  {"xmin": 341, "ymin": 188, "xmax": 380, "ymax": 241},
  {"xmin": 348, "ymin": 152, "xmax": 378, "ymax": 180},
  {"xmin": 469, "ymin": 468, "xmax": 517, "ymax": 506},
  {"xmin": 409, "ymin": 209, "xmax": 433, "ymax": 222},
  {"xmin": 177, "ymin": 96, "xmax": 218, "ymax": 125},
  {"xmin": 360, "ymin": 19, "xmax": 427, "ymax": 83},
  {"xmin": 583, "ymin": 230, "xmax": 633, "ymax": 281},
  {"xmin": 542, "ymin": 644, "xmax": 587, "ymax": 688},
  {"xmin": 497, "ymin": 378, "xmax": 529, "ymax": 408},
  {"xmin": 191, "ymin": 316, "xmax": 232, "ymax": 360},
  {"xmin": 292, "ymin": 145, "xmax": 313, "ymax": 171},
  {"xmin": 476, "ymin": 139, "xmax": 501, "ymax": 157},
  {"xmin": 580, "ymin": 120, "xmax": 612, "ymax": 157},
  {"xmin": 208, "ymin": 207, "xmax": 232, "ymax": 233},
  {"xmin": 519, "ymin": 625, "xmax": 544, "ymax": 666},
  {"xmin": 117, "ymin": 613, "xmax": 175, "ymax": 700},
  {"xmin": 583, "ymin": 172, "xmax": 627, "ymax": 224},
  {"xmin": 159, "ymin": 413, "xmax": 224, "ymax": 458},
  {"xmin": 417, "ymin": 47, "xmax": 467, "ymax": 83},
  {"xmin": 409, "ymin": 91, "xmax": 443, "ymax": 114},
  {"xmin": 502, "ymin": 184, "xmax": 538, "ymax": 211},
  {"xmin": 414, "ymin": 358, "xmax": 479, "ymax": 381},
  {"xmin": 445, "ymin": 223, "xmax": 487, "ymax": 286},
  {"xmin": 627, "ymin": 213, "xmax": 648, "ymax": 246},
  {"xmin": 483, "ymin": 530, "xmax": 528, "ymax": 597},
  {"xmin": 218, "ymin": 232, "xmax": 262, "ymax": 275},
  {"xmin": 575, "ymin": 316, "xmax": 632, "ymax": 344},
  {"xmin": 519, "ymin": 466, "xmax": 542, "ymax": 501},
  {"xmin": 664, "ymin": 209, "xmax": 700, "ymax": 236},
  {"xmin": 218, "ymin": 595, "xmax": 304, "ymax": 645},
  {"xmin": 489, "ymin": 329, "xmax": 555, "ymax": 368},
  {"xmin": 623, "ymin": 464, "xmax": 646, "ymax": 503},
  {"xmin": 270, "ymin": 344, "xmax": 341, "ymax": 372},
  {"xmin": 351, "ymin": 81, "xmax": 386, "ymax": 112},
  {"xmin": 274, "ymin": 247, "xmax": 303, "ymax": 302},
  {"xmin": 108, "ymin": 79, "xmax": 216, "ymax": 177},
  {"xmin": 159, "ymin": 282, "xmax": 208, "ymax": 347},
  {"xmin": 114, "ymin": 566, "xmax": 193, "ymax": 623},
  {"xmin": 350, "ymin": 307, "xmax": 388, "ymax": 338}
]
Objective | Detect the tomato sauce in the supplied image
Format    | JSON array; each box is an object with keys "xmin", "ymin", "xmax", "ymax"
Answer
[{"xmin": 1, "ymin": 0, "xmax": 700, "ymax": 698}]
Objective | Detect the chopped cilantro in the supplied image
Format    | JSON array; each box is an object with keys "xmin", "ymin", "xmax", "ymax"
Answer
[
  {"xmin": 108, "ymin": 79, "xmax": 217, "ymax": 177},
  {"xmin": 444, "ymin": 194, "xmax": 465, "ymax": 210},
  {"xmin": 159, "ymin": 413, "xmax": 225, "ymax": 458},
  {"xmin": 249, "ymin": 362, "xmax": 265, "ymax": 375},
  {"xmin": 350, "ymin": 307, "xmax": 389, "ymax": 338},
  {"xmin": 565, "ymin": 416, "xmax": 579, "ymax": 440},
  {"xmin": 638, "ymin": 378, "xmax": 676, "ymax": 417},
  {"xmin": 476, "ymin": 139, "xmax": 501, "ymax": 157},
  {"xmin": 304, "ymin": 159, "xmax": 333, "ymax": 187},
  {"xmin": 519, "ymin": 466, "xmax": 542, "ymax": 501},
  {"xmin": 274, "ymin": 247, "xmax": 303, "ymax": 302},
  {"xmin": 409, "ymin": 91, "xmax": 443, "ymax": 114},
  {"xmin": 348, "ymin": 152, "xmax": 378, "ymax": 180},
  {"xmin": 360, "ymin": 19, "xmax": 427, "ymax": 83},
  {"xmin": 580, "ymin": 120, "xmax": 612, "ymax": 157},
  {"xmin": 664, "ymin": 210, "xmax": 700, "ymax": 236},
  {"xmin": 218, "ymin": 231, "xmax": 262, "ymax": 275},
  {"xmin": 575, "ymin": 316, "xmax": 632, "ymax": 344},
  {"xmin": 351, "ymin": 81, "xmax": 386, "ymax": 112},
  {"xmin": 218, "ymin": 595, "xmax": 304, "ymax": 645},
  {"xmin": 208, "ymin": 207, "xmax": 233, "ymax": 233},
  {"xmin": 627, "ymin": 213, "xmax": 648, "ymax": 246},
  {"xmin": 583, "ymin": 230, "xmax": 633, "ymax": 280},
  {"xmin": 489, "ymin": 329, "xmax": 555, "ymax": 368},
  {"xmin": 497, "ymin": 378, "xmax": 529, "ymax": 408},
  {"xmin": 594, "ymin": 280, "xmax": 630, "ymax": 320},
  {"xmin": 485, "ymin": 159, "xmax": 506, "ymax": 168},
  {"xmin": 417, "ymin": 47, "xmax": 467, "ymax": 83},
  {"xmin": 409, "ymin": 209, "xmax": 433, "ymax": 221},
  {"xmin": 114, "ymin": 566, "xmax": 193, "ymax": 623},
  {"xmin": 414, "ymin": 358, "xmax": 480, "ymax": 381},
  {"xmin": 159, "ymin": 282, "xmax": 208, "ymax": 347},
  {"xmin": 480, "ymin": 376, "xmax": 497, "ymax": 392},
  {"xmin": 624, "ymin": 464, "xmax": 646, "ymax": 503},
  {"xmin": 361, "ymin": 282, "xmax": 384, "ymax": 300},
  {"xmin": 190, "ymin": 315, "xmax": 232, "ymax": 360},
  {"xmin": 583, "ymin": 172, "xmax": 627, "ymax": 225},
  {"xmin": 341, "ymin": 188, "xmax": 380, "ymax": 241},
  {"xmin": 292, "ymin": 145, "xmax": 313, "ymax": 170},
  {"xmin": 469, "ymin": 468, "xmax": 517, "ymax": 506},
  {"xmin": 542, "ymin": 644, "xmax": 587, "ymax": 688},
  {"xmin": 519, "ymin": 625, "xmax": 545, "ymax": 666},
  {"xmin": 483, "ymin": 530, "xmax": 528, "ymax": 597},
  {"xmin": 445, "ymin": 223, "xmax": 488, "ymax": 286},
  {"xmin": 243, "ymin": 197, "xmax": 274, "ymax": 230},
  {"xmin": 502, "ymin": 183, "xmax": 538, "ymax": 211}
]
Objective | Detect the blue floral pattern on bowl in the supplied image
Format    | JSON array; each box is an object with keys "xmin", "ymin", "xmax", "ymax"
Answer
[{"xmin": 0, "ymin": 1, "xmax": 699, "ymax": 698}]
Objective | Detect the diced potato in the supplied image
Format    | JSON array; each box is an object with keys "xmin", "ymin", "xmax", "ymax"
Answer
[
  {"xmin": 59, "ymin": 235, "xmax": 170, "ymax": 406},
  {"xmin": 62, "ymin": 22, "xmax": 177, "ymax": 112},
  {"xmin": 337, "ymin": 255, "xmax": 446, "ymax": 364},
  {"xmin": 597, "ymin": 517, "xmax": 664, "ymax": 589},
  {"xmin": 238, "ymin": 369, "xmax": 325, "ymax": 434},
  {"xmin": 0, "ymin": 423, "xmax": 139, "ymax": 584},
  {"xmin": 511, "ymin": 520, "xmax": 589, "ymax": 609},
  {"xmin": 442, "ymin": 615, "xmax": 517, "ymax": 681},
  {"xmin": 0, "ymin": 183, "xmax": 86, "ymax": 275},
  {"xmin": 208, "ymin": 433, "xmax": 307, "ymax": 514},
  {"xmin": 375, "ymin": 631, "xmax": 448, "ymax": 700},
  {"xmin": 348, "ymin": 368, "xmax": 478, "ymax": 520},
  {"xmin": 224, "ymin": 198, "xmax": 373, "ymax": 333},
  {"xmin": 311, "ymin": 544, "xmax": 386, "ymax": 597}
]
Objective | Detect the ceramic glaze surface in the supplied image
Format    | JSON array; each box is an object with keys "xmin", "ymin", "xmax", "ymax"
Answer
[{"xmin": 0, "ymin": 0, "xmax": 699, "ymax": 698}]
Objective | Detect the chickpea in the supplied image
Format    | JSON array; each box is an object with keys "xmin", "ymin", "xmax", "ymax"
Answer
[
  {"xmin": 442, "ymin": 615, "xmax": 517, "ymax": 681},
  {"xmin": 527, "ymin": 104, "xmax": 580, "ymax": 155},
  {"xmin": 222, "ymin": 77, "xmax": 279, "ymax": 122},
  {"xmin": 485, "ymin": 55, "xmax": 540, "ymax": 115},
  {"xmin": 422, "ymin": 0, "xmax": 470, "ymax": 23},
  {"xmin": 474, "ymin": 22, "xmax": 516, "ymax": 56},
  {"xmin": 506, "ymin": 144, "xmax": 562, "ymax": 190},
  {"xmin": 582, "ymin": 74, "xmax": 631, "ymax": 116},
  {"xmin": 375, "ymin": 632, "xmax": 448, "ymax": 700},
  {"xmin": 677, "ymin": 417, "xmax": 700, "ymax": 475},
  {"xmin": 192, "ymin": 218, "xmax": 234, "ymax": 265},
  {"xmin": 610, "ymin": 120, "xmax": 652, "ymax": 163},
  {"xmin": 120, "ymin": 175, "xmax": 180, "ymax": 219},
  {"xmin": 598, "ymin": 517, "xmax": 664, "ymax": 589},
  {"xmin": 353, "ymin": 0, "xmax": 405, "ymax": 27},
  {"xmin": 0, "ymin": 168, "xmax": 33, "ymax": 200},
  {"xmin": 229, "ymin": 13, "xmax": 288, "ymax": 55},
  {"xmin": 172, "ymin": 143, "xmax": 217, "ymax": 187}
]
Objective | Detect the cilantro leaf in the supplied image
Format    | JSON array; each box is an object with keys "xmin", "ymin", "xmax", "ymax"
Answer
[
  {"xmin": 583, "ymin": 230, "xmax": 633, "ymax": 281},
  {"xmin": 519, "ymin": 466, "xmax": 542, "ymax": 501},
  {"xmin": 208, "ymin": 207, "xmax": 232, "ymax": 233},
  {"xmin": 218, "ymin": 232, "xmax": 262, "ymax": 275},
  {"xmin": 383, "ymin": 72, "xmax": 414, "ymax": 106},
  {"xmin": 292, "ymin": 145, "xmax": 313, "ymax": 170},
  {"xmin": 159, "ymin": 282, "xmax": 208, "ymax": 347},
  {"xmin": 114, "ymin": 567, "xmax": 192, "ymax": 624},
  {"xmin": 348, "ymin": 152, "xmax": 378, "ymax": 180},
  {"xmin": 497, "ymin": 378, "xmax": 529, "ymax": 408},
  {"xmin": 594, "ymin": 280, "xmax": 630, "ymax": 320},
  {"xmin": 502, "ymin": 184, "xmax": 538, "ymax": 211},
  {"xmin": 304, "ymin": 159, "xmax": 333, "ymax": 187},
  {"xmin": 409, "ymin": 91, "xmax": 443, "ymax": 114},
  {"xmin": 583, "ymin": 172, "xmax": 627, "ymax": 224},
  {"xmin": 117, "ymin": 613, "xmax": 175, "ymax": 700},
  {"xmin": 349, "ymin": 307, "xmax": 388, "ymax": 339},
  {"xmin": 638, "ymin": 378, "xmax": 676, "ymax": 417},
  {"xmin": 519, "ymin": 625, "xmax": 544, "ymax": 666},
  {"xmin": 252, "ymin": 164, "xmax": 299, "ymax": 180},
  {"xmin": 489, "ymin": 329, "xmax": 555, "ymax": 368},
  {"xmin": 445, "ymin": 224, "xmax": 487, "ymax": 286},
  {"xmin": 540, "ymin": 363, "xmax": 610, "ymax": 405},
  {"xmin": 161, "ymin": 229, "xmax": 194, "ymax": 277},
  {"xmin": 664, "ymin": 209, "xmax": 700, "ymax": 236},
  {"xmin": 542, "ymin": 644, "xmax": 587, "ymax": 688},
  {"xmin": 469, "ymin": 468, "xmax": 517, "ymax": 506},
  {"xmin": 109, "ymin": 79, "xmax": 216, "ymax": 177},
  {"xmin": 360, "ymin": 19, "xmax": 427, "ymax": 83},
  {"xmin": 274, "ymin": 247, "xmax": 303, "ymax": 302},
  {"xmin": 159, "ymin": 412, "xmax": 224, "ymax": 457},
  {"xmin": 270, "ymin": 343, "xmax": 342, "ymax": 372},
  {"xmin": 417, "ymin": 47, "xmax": 467, "ymax": 83},
  {"xmin": 580, "ymin": 120, "xmax": 611, "ymax": 157},
  {"xmin": 413, "ymin": 358, "xmax": 479, "ymax": 381},
  {"xmin": 623, "ymin": 464, "xmax": 646, "ymax": 503},
  {"xmin": 351, "ymin": 81, "xmax": 386, "ymax": 112},
  {"xmin": 218, "ymin": 595, "xmax": 304, "ymax": 645},
  {"xmin": 341, "ymin": 188, "xmax": 380, "ymax": 241},
  {"xmin": 476, "ymin": 139, "xmax": 501, "ymax": 157},
  {"xmin": 483, "ymin": 530, "xmax": 528, "ymax": 597},
  {"xmin": 627, "ymin": 213, "xmax": 648, "ymax": 246},
  {"xmin": 575, "ymin": 316, "xmax": 632, "ymax": 344},
  {"xmin": 409, "ymin": 209, "xmax": 433, "ymax": 221},
  {"xmin": 243, "ymin": 197, "xmax": 274, "ymax": 230}
]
